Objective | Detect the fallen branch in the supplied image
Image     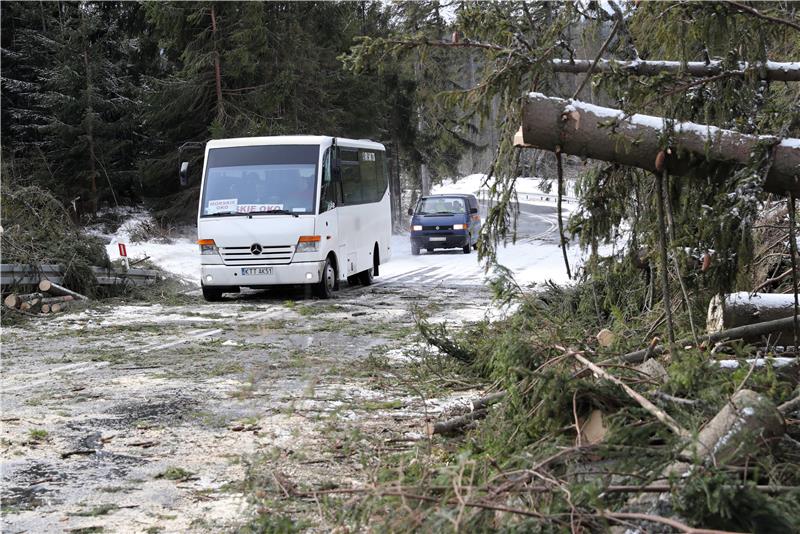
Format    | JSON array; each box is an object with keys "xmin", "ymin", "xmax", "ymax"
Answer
[
  {"xmin": 602, "ymin": 511, "xmax": 743, "ymax": 534},
  {"xmin": 621, "ymin": 314, "xmax": 800, "ymax": 363},
  {"xmin": 569, "ymin": 350, "xmax": 690, "ymax": 437},
  {"xmin": 428, "ymin": 409, "xmax": 487, "ymax": 436}
]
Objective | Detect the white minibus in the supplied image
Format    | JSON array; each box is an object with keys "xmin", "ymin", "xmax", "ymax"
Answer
[{"xmin": 190, "ymin": 136, "xmax": 392, "ymax": 301}]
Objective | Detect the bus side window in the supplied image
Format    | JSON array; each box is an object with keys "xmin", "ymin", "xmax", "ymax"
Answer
[{"xmin": 340, "ymin": 148, "xmax": 361, "ymax": 205}]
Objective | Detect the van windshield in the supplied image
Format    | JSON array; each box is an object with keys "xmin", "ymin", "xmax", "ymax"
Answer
[
  {"xmin": 416, "ymin": 197, "xmax": 466, "ymax": 215},
  {"xmin": 200, "ymin": 145, "xmax": 319, "ymax": 217}
]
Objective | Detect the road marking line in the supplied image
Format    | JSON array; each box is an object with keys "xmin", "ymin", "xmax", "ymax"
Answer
[{"xmin": 140, "ymin": 328, "xmax": 223, "ymax": 354}]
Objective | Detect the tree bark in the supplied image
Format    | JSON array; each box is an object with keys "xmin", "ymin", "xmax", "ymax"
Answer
[
  {"xmin": 517, "ymin": 93, "xmax": 800, "ymax": 195},
  {"xmin": 707, "ymin": 292, "xmax": 799, "ymax": 343},
  {"xmin": 551, "ymin": 58, "xmax": 800, "ymax": 82}
]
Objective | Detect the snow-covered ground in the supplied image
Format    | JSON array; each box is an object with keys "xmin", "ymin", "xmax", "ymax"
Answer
[{"xmin": 104, "ymin": 175, "xmax": 589, "ymax": 287}]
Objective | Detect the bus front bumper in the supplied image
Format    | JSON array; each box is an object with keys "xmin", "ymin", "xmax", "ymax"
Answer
[{"xmin": 201, "ymin": 261, "xmax": 325, "ymax": 287}]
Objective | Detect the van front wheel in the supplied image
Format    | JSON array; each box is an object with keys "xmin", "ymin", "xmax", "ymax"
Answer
[{"xmin": 315, "ymin": 257, "xmax": 336, "ymax": 299}]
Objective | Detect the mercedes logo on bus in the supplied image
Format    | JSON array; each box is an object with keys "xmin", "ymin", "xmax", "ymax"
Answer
[{"xmin": 250, "ymin": 243, "xmax": 262, "ymax": 255}]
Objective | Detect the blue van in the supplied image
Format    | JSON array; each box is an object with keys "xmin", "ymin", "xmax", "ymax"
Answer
[{"xmin": 408, "ymin": 194, "xmax": 481, "ymax": 255}]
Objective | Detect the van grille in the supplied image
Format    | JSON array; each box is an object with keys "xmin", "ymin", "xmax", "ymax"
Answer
[
  {"xmin": 422, "ymin": 225, "xmax": 455, "ymax": 231},
  {"xmin": 220, "ymin": 245, "xmax": 294, "ymax": 266}
]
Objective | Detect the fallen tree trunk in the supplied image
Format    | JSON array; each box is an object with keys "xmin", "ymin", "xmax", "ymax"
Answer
[
  {"xmin": 550, "ymin": 58, "xmax": 800, "ymax": 82},
  {"xmin": 708, "ymin": 292, "xmax": 798, "ymax": 343},
  {"xmin": 38, "ymin": 280, "xmax": 88, "ymax": 301},
  {"xmin": 516, "ymin": 93, "xmax": 800, "ymax": 195},
  {"xmin": 621, "ymin": 314, "xmax": 800, "ymax": 363},
  {"xmin": 677, "ymin": 389, "xmax": 785, "ymax": 466}
]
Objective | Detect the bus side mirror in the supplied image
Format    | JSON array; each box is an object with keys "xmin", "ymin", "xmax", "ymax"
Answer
[
  {"xmin": 407, "ymin": 208, "xmax": 413, "ymax": 216},
  {"xmin": 179, "ymin": 161, "xmax": 189, "ymax": 187}
]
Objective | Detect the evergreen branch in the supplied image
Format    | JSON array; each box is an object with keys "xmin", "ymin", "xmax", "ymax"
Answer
[
  {"xmin": 724, "ymin": 1, "xmax": 800, "ymax": 32},
  {"xmin": 379, "ymin": 37, "xmax": 533, "ymax": 63},
  {"xmin": 571, "ymin": 18, "xmax": 621, "ymax": 100}
]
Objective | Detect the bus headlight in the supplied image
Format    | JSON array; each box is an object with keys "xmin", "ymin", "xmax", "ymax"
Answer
[
  {"xmin": 453, "ymin": 224, "xmax": 466, "ymax": 230},
  {"xmin": 198, "ymin": 239, "xmax": 218, "ymax": 255},
  {"xmin": 296, "ymin": 235, "xmax": 321, "ymax": 252}
]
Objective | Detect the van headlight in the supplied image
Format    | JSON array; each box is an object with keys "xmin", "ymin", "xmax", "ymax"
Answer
[
  {"xmin": 412, "ymin": 225, "xmax": 422, "ymax": 231},
  {"xmin": 198, "ymin": 239, "xmax": 218, "ymax": 255},
  {"xmin": 296, "ymin": 235, "xmax": 321, "ymax": 252},
  {"xmin": 453, "ymin": 224, "xmax": 466, "ymax": 230}
]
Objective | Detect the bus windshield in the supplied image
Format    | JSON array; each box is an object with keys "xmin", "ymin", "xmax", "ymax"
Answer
[{"xmin": 200, "ymin": 145, "xmax": 319, "ymax": 217}]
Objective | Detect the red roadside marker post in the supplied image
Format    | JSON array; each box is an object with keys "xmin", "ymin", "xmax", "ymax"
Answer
[{"xmin": 118, "ymin": 243, "xmax": 129, "ymax": 270}]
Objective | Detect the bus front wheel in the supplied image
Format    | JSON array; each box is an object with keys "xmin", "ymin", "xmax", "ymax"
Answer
[
  {"xmin": 315, "ymin": 257, "xmax": 336, "ymax": 299},
  {"xmin": 358, "ymin": 268, "xmax": 373, "ymax": 286},
  {"xmin": 202, "ymin": 285, "xmax": 224, "ymax": 302}
]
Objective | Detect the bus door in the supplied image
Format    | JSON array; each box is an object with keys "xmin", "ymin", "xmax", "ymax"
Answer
[{"xmin": 318, "ymin": 147, "xmax": 342, "ymax": 275}]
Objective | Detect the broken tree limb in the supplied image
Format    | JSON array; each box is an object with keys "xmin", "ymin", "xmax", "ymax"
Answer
[
  {"xmin": 621, "ymin": 314, "xmax": 800, "ymax": 363},
  {"xmin": 570, "ymin": 350, "xmax": 690, "ymax": 437},
  {"xmin": 516, "ymin": 93, "xmax": 800, "ymax": 195},
  {"xmin": 707, "ymin": 292, "xmax": 799, "ymax": 343},
  {"xmin": 470, "ymin": 391, "xmax": 506, "ymax": 412},
  {"xmin": 38, "ymin": 280, "xmax": 88, "ymax": 301},
  {"xmin": 778, "ymin": 394, "xmax": 800, "ymax": 415},
  {"xmin": 550, "ymin": 58, "xmax": 800, "ymax": 82},
  {"xmin": 429, "ymin": 409, "xmax": 488, "ymax": 436}
]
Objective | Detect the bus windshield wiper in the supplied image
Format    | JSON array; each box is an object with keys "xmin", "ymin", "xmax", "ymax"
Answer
[
  {"xmin": 203, "ymin": 211, "xmax": 240, "ymax": 217},
  {"xmin": 248, "ymin": 209, "xmax": 300, "ymax": 217}
]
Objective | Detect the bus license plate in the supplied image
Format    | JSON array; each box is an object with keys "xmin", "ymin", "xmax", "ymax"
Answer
[
  {"xmin": 429, "ymin": 237, "xmax": 446, "ymax": 242},
  {"xmin": 241, "ymin": 267, "xmax": 273, "ymax": 276}
]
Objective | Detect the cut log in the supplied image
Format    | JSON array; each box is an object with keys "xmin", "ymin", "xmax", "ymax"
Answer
[
  {"xmin": 38, "ymin": 280, "xmax": 88, "ymax": 301},
  {"xmin": 19, "ymin": 298, "xmax": 42, "ymax": 313},
  {"xmin": 41, "ymin": 304, "xmax": 50, "ymax": 314},
  {"xmin": 707, "ymin": 292, "xmax": 798, "ymax": 343},
  {"xmin": 39, "ymin": 295, "xmax": 74, "ymax": 305},
  {"xmin": 517, "ymin": 93, "xmax": 800, "ymax": 195},
  {"xmin": 50, "ymin": 303, "xmax": 62, "ymax": 313},
  {"xmin": 4, "ymin": 294, "xmax": 20, "ymax": 309},
  {"xmin": 550, "ymin": 58, "xmax": 800, "ymax": 82}
]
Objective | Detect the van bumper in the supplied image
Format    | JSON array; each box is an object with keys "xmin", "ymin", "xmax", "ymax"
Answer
[
  {"xmin": 200, "ymin": 261, "xmax": 325, "ymax": 287},
  {"xmin": 411, "ymin": 232, "xmax": 470, "ymax": 249}
]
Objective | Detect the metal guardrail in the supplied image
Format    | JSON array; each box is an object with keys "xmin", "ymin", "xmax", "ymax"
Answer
[{"xmin": 1, "ymin": 264, "xmax": 161, "ymax": 287}]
